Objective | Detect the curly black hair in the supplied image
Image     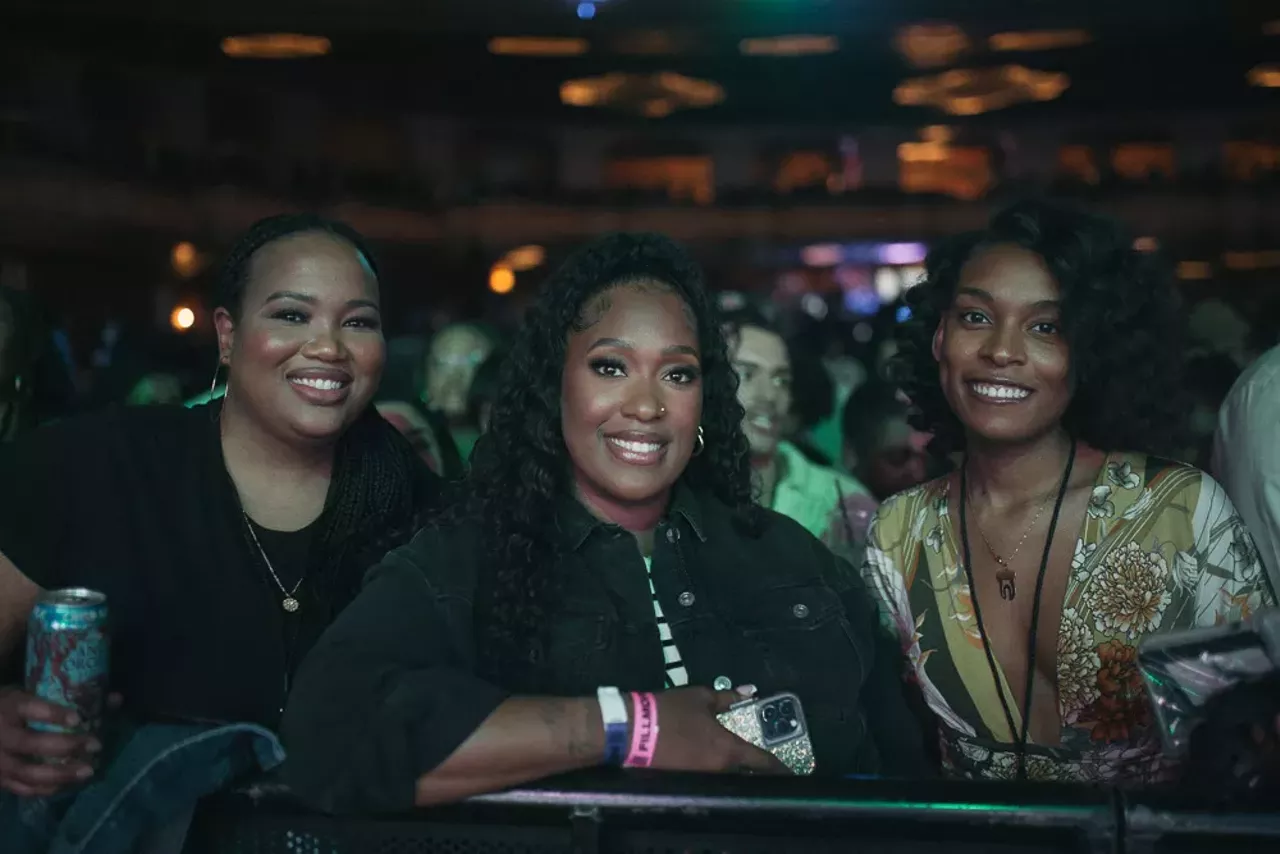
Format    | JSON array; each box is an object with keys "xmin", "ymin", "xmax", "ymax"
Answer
[
  {"xmin": 896, "ymin": 199, "xmax": 1190, "ymax": 459},
  {"xmin": 457, "ymin": 232, "xmax": 754, "ymax": 689}
]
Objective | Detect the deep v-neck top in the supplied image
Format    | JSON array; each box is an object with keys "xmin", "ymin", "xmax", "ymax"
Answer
[{"xmin": 861, "ymin": 451, "xmax": 1273, "ymax": 784}]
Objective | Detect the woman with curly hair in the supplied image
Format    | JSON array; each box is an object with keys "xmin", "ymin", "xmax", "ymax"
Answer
[
  {"xmin": 282, "ymin": 232, "xmax": 933, "ymax": 813},
  {"xmin": 860, "ymin": 199, "xmax": 1273, "ymax": 786}
]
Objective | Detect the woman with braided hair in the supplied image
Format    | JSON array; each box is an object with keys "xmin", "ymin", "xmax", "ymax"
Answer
[{"xmin": 0, "ymin": 214, "xmax": 440, "ymax": 798}]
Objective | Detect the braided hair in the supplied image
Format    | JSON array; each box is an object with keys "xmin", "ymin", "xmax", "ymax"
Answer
[
  {"xmin": 213, "ymin": 214, "xmax": 437, "ymax": 607},
  {"xmin": 451, "ymin": 232, "xmax": 756, "ymax": 689}
]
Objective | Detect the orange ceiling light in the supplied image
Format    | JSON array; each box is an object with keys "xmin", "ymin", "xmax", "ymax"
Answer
[
  {"xmin": 488, "ymin": 265, "xmax": 516, "ymax": 295},
  {"xmin": 560, "ymin": 71, "xmax": 724, "ymax": 117},
  {"xmin": 895, "ymin": 23, "xmax": 970, "ymax": 69},
  {"xmin": 501, "ymin": 245, "xmax": 546, "ymax": 272},
  {"xmin": 1248, "ymin": 64, "xmax": 1280, "ymax": 88},
  {"xmin": 989, "ymin": 30, "xmax": 1092, "ymax": 52},
  {"xmin": 220, "ymin": 34, "xmax": 331, "ymax": 59},
  {"xmin": 739, "ymin": 35, "xmax": 839, "ymax": 57},
  {"xmin": 488, "ymin": 37, "xmax": 589, "ymax": 57},
  {"xmin": 895, "ymin": 65, "xmax": 1070, "ymax": 115}
]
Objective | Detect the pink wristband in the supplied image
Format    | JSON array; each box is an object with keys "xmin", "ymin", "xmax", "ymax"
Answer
[{"xmin": 624, "ymin": 692, "xmax": 659, "ymax": 768}]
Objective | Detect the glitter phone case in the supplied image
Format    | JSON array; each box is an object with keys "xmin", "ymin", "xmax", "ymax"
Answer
[{"xmin": 716, "ymin": 692, "xmax": 815, "ymax": 775}]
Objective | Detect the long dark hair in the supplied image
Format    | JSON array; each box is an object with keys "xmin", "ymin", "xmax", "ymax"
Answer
[
  {"xmin": 455, "ymin": 233, "xmax": 754, "ymax": 688},
  {"xmin": 896, "ymin": 199, "xmax": 1190, "ymax": 459}
]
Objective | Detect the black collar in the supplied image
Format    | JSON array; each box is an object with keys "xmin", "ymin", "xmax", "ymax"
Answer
[{"xmin": 554, "ymin": 481, "xmax": 709, "ymax": 552}]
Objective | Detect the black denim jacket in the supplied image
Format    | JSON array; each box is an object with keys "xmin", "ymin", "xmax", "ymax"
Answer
[{"xmin": 281, "ymin": 485, "xmax": 934, "ymax": 814}]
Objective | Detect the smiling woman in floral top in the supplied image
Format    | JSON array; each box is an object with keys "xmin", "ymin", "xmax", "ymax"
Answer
[{"xmin": 862, "ymin": 200, "xmax": 1274, "ymax": 786}]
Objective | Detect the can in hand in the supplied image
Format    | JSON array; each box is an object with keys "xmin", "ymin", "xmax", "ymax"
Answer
[{"xmin": 24, "ymin": 588, "xmax": 110, "ymax": 736}]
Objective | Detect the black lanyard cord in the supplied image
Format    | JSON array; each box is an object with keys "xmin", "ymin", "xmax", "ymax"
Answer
[{"xmin": 958, "ymin": 439, "xmax": 1077, "ymax": 780}]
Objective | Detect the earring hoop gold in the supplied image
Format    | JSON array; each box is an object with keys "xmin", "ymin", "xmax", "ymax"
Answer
[{"xmin": 693, "ymin": 425, "xmax": 705, "ymax": 456}]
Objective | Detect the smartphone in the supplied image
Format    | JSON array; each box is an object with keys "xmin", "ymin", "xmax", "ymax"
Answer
[
  {"xmin": 716, "ymin": 691, "xmax": 815, "ymax": 775},
  {"xmin": 1138, "ymin": 610, "xmax": 1280, "ymax": 759}
]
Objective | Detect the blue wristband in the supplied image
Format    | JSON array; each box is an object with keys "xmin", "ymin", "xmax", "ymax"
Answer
[{"xmin": 597, "ymin": 687, "xmax": 629, "ymax": 766}]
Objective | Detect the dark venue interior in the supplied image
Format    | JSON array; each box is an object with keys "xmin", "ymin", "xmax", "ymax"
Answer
[{"xmin": 1, "ymin": 0, "xmax": 1278, "ymax": 852}]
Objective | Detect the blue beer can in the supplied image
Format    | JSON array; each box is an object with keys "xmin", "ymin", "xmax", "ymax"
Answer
[{"xmin": 24, "ymin": 588, "xmax": 110, "ymax": 734}]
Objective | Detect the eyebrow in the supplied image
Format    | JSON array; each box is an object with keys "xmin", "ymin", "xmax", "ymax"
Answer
[
  {"xmin": 955, "ymin": 286, "xmax": 1059, "ymax": 310},
  {"xmin": 263, "ymin": 291, "xmax": 380, "ymax": 311},
  {"xmin": 732, "ymin": 357, "xmax": 791, "ymax": 374},
  {"xmin": 587, "ymin": 337, "xmax": 699, "ymax": 358}
]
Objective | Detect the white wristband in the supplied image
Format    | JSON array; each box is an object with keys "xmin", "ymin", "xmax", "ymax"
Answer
[
  {"xmin": 596, "ymin": 686, "xmax": 629, "ymax": 726},
  {"xmin": 597, "ymin": 686, "xmax": 630, "ymax": 766}
]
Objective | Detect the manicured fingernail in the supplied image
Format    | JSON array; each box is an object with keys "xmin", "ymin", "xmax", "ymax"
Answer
[
  {"xmin": 65, "ymin": 714, "xmax": 80, "ymax": 727},
  {"xmin": 76, "ymin": 766, "xmax": 93, "ymax": 780},
  {"xmin": 86, "ymin": 739, "xmax": 102, "ymax": 753},
  {"xmin": 736, "ymin": 684, "xmax": 758, "ymax": 697}
]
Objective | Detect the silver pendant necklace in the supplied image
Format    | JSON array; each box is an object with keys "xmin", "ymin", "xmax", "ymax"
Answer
[{"xmin": 243, "ymin": 514, "xmax": 305, "ymax": 612}]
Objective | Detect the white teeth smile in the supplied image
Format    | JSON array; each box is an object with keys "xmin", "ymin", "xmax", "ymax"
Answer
[
  {"xmin": 748, "ymin": 415, "xmax": 774, "ymax": 429},
  {"xmin": 291, "ymin": 377, "xmax": 347, "ymax": 391},
  {"xmin": 609, "ymin": 439, "xmax": 663, "ymax": 453},
  {"xmin": 970, "ymin": 382, "xmax": 1030, "ymax": 401}
]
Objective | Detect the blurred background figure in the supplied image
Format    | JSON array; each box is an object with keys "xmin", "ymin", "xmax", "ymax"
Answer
[
  {"xmin": 377, "ymin": 335, "xmax": 464, "ymax": 479},
  {"xmin": 722, "ymin": 303, "xmax": 874, "ymax": 561},
  {"xmin": 125, "ymin": 372, "xmax": 184, "ymax": 406},
  {"xmin": 841, "ymin": 379, "xmax": 931, "ymax": 501},
  {"xmin": 1181, "ymin": 353, "xmax": 1243, "ymax": 468},
  {"xmin": 423, "ymin": 322, "xmax": 497, "ymax": 461},
  {"xmin": 0, "ymin": 287, "xmax": 28, "ymax": 441},
  {"xmin": 466, "ymin": 345, "xmax": 507, "ymax": 437}
]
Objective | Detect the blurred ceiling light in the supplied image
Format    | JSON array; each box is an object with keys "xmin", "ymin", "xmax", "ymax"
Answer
[
  {"xmin": 170, "ymin": 306, "xmax": 196, "ymax": 332},
  {"xmin": 880, "ymin": 242, "xmax": 928, "ymax": 265},
  {"xmin": 489, "ymin": 264, "xmax": 516, "ymax": 295},
  {"xmin": 171, "ymin": 241, "xmax": 202, "ymax": 277},
  {"xmin": 501, "ymin": 245, "xmax": 546, "ymax": 272},
  {"xmin": 922, "ymin": 125, "xmax": 955, "ymax": 143},
  {"xmin": 1248, "ymin": 64, "xmax": 1280, "ymax": 88},
  {"xmin": 613, "ymin": 30, "xmax": 685, "ymax": 55},
  {"xmin": 220, "ymin": 34, "xmax": 331, "ymax": 59},
  {"xmin": 1133, "ymin": 236, "xmax": 1159, "ymax": 253},
  {"xmin": 898, "ymin": 141, "xmax": 950, "ymax": 163},
  {"xmin": 895, "ymin": 65, "xmax": 1070, "ymax": 115},
  {"xmin": 488, "ymin": 37, "xmax": 589, "ymax": 57},
  {"xmin": 739, "ymin": 35, "xmax": 839, "ymax": 57},
  {"xmin": 989, "ymin": 29, "xmax": 1091, "ymax": 52},
  {"xmin": 559, "ymin": 71, "xmax": 724, "ymax": 116},
  {"xmin": 1176, "ymin": 261, "xmax": 1213, "ymax": 281},
  {"xmin": 1224, "ymin": 250, "xmax": 1280, "ymax": 271},
  {"xmin": 895, "ymin": 23, "xmax": 970, "ymax": 69},
  {"xmin": 801, "ymin": 244, "xmax": 843, "ymax": 267}
]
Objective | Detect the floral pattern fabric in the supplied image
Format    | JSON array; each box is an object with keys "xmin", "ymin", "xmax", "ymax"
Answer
[{"xmin": 860, "ymin": 452, "xmax": 1275, "ymax": 786}]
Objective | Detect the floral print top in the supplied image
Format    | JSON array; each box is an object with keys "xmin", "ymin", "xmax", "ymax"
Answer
[{"xmin": 860, "ymin": 452, "xmax": 1275, "ymax": 785}]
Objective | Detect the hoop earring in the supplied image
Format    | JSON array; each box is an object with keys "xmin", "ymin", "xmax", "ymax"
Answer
[
  {"xmin": 693, "ymin": 425, "xmax": 705, "ymax": 456},
  {"xmin": 209, "ymin": 362, "xmax": 223, "ymax": 401}
]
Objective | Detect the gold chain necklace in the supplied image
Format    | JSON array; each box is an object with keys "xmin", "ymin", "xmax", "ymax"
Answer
[{"xmin": 966, "ymin": 487, "xmax": 1054, "ymax": 601}]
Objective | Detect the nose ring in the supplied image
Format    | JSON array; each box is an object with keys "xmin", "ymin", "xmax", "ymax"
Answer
[{"xmin": 658, "ymin": 406, "xmax": 667, "ymax": 416}]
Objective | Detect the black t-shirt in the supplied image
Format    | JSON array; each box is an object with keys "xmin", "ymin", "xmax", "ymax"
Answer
[{"xmin": 0, "ymin": 403, "xmax": 420, "ymax": 729}]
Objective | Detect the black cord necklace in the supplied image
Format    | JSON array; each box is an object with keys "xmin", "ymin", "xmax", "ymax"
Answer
[{"xmin": 958, "ymin": 439, "xmax": 1076, "ymax": 780}]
